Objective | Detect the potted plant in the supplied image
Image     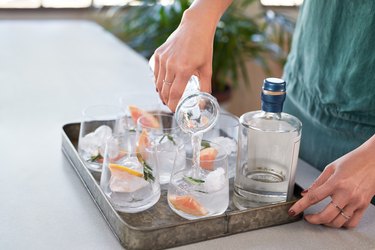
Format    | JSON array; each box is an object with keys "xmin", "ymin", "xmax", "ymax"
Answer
[{"xmin": 99, "ymin": 0, "xmax": 289, "ymax": 102}]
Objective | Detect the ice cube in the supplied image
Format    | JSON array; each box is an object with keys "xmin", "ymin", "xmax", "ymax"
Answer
[
  {"xmin": 99, "ymin": 136, "xmax": 119, "ymax": 159},
  {"xmin": 80, "ymin": 132, "xmax": 100, "ymax": 155},
  {"xmin": 109, "ymin": 170, "xmax": 149, "ymax": 193},
  {"xmin": 94, "ymin": 125, "xmax": 113, "ymax": 142},
  {"xmin": 204, "ymin": 167, "xmax": 226, "ymax": 193},
  {"xmin": 211, "ymin": 137, "xmax": 237, "ymax": 154}
]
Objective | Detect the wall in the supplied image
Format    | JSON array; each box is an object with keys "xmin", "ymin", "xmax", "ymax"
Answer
[{"xmin": 225, "ymin": 1, "xmax": 299, "ymax": 116}]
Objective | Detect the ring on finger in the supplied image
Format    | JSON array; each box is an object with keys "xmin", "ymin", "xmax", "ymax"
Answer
[
  {"xmin": 339, "ymin": 211, "xmax": 351, "ymax": 220},
  {"xmin": 330, "ymin": 201, "xmax": 344, "ymax": 213},
  {"xmin": 163, "ymin": 79, "xmax": 173, "ymax": 86}
]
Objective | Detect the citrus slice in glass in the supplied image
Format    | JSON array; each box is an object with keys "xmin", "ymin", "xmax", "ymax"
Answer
[{"xmin": 169, "ymin": 195, "xmax": 208, "ymax": 216}]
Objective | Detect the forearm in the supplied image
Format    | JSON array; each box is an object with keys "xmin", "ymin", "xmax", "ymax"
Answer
[{"xmin": 181, "ymin": 0, "xmax": 233, "ymax": 37}]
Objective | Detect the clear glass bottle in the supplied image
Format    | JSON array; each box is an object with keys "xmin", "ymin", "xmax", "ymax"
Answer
[{"xmin": 233, "ymin": 78, "xmax": 302, "ymax": 209}]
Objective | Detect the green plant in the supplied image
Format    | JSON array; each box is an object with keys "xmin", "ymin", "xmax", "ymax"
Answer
[{"xmin": 101, "ymin": 0, "xmax": 292, "ymax": 94}]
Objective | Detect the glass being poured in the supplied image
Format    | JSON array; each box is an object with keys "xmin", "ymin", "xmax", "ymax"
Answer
[{"xmin": 148, "ymin": 55, "xmax": 220, "ymax": 174}]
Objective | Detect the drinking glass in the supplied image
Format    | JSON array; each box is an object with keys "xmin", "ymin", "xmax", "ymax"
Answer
[
  {"xmin": 148, "ymin": 54, "xmax": 219, "ymax": 134},
  {"xmin": 174, "ymin": 75, "xmax": 220, "ymax": 134},
  {"xmin": 203, "ymin": 112, "xmax": 239, "ymax": 178},
  {"xmin": 78, "ymin": 104, "xmax": 125, "ymax": 173},
  {"xmin": 137, "ymin": 113, "xmax": 186, "ymax": 185},
  {"xmin": 167, "ymin": 141, "xmax": 229, "ymax": 220},
  {"xmin": 100, "ymin": 134, "xmax": 161, "ymax": 213}
]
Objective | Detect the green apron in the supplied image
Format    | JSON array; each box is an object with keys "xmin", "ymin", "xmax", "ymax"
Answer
[
  {"xmin": 283, "ymin": 0, "xmax": 375, "ymax": 172},
  {"xmin": 283, "ymin": 0, "xmax": 375, "ymax": 204}
]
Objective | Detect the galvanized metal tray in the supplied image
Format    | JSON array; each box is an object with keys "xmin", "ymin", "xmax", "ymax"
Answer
[{"xmin": 62, "ymin": 122, "xmax": 302, "ymax": 250}]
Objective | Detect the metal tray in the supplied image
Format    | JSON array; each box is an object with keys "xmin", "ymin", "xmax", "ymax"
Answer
[{"xmin": 62, "ymin": 122, "xmax": 302, "ymax": 250}]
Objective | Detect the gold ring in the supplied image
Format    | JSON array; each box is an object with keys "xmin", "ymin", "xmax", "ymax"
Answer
[
  {"xmin": 340, "ymin": 211, "xmax": 351, "ymax": 220},
  {"xmin": 163, "ymin": 79, "xmax": 173, "ymax": 85},
  {"xmin": 330, "ymin": 201, "xmax": 344, "ymax": 213}
]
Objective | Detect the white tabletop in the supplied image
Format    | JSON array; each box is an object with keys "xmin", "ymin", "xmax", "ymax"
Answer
[{"xmin": 0, "ymin": 20, "xmax": 374, "ymax": 250}]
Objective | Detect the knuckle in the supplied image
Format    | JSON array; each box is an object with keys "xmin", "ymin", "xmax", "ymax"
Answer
[
  {"xmin": 159, "ymin": 54, "xmax": 167, "ymax": 65},
  {"xmin": 166, "ymin": 60, "xmax": 177, "ymax": 71},
  {"xmin": 306, "ymin": 191, "xmax": 320, "ymax": 204},
  {"xmin": 178, "ymin": 63, "xmax": 193, "ymax": 75},
  {"xmin": 325, "ymin": 164, "xmax": 335, "ymax": 173},
  {"xmin": 154, "ymin": 48, "xmax": 162, "ymax": 57},
  {"xmin": 156, "ymin": 78, "xmax": 164, "ymax": 87},
  {"xmin": 334, "ymin": 180, "xmax": 347, "ymax": 191},
  {"xmin": 357, "ymin": 196, "xmax": 369, "ymax": 208}
]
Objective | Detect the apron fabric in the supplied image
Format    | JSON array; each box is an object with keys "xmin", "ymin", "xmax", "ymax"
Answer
[{"xmin": 283, "ymin": 0, "xmax": 375, "ymax": 171}]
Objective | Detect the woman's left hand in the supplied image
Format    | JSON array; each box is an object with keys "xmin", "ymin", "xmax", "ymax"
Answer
[{"xmin": 288, "ymin": 135, "xmax": 375, "ymax": 228}]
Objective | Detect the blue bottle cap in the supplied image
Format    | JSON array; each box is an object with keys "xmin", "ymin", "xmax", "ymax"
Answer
[{"xmin": 263, "ymin": 78, "xmax": 286, "ymax": 93}]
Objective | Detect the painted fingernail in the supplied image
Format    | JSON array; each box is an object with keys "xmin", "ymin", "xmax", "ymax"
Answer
[
  {"xmin": 156, "ymin": 88, "xmax": 158, "ymax": 92},
  {"xmin": 162, "ymin": 101, "xmax": 166, "ymax": 105},
  {"xmin": 301, "ymin": 189, "xmax": 308, "ymax": 194},
  {"xmin": 288, "ymin": 209, "xmax": 296, "ymax": 217}
]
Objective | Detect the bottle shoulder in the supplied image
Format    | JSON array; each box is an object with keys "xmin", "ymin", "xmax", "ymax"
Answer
[{"xmin": 240, "ymin": 111, "xmax": 302, "ymax": 133}]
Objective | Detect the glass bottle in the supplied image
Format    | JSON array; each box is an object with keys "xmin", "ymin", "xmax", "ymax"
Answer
[{"xmin": 233, "ymin": 77, "xmax": 302, "ymax": 209}]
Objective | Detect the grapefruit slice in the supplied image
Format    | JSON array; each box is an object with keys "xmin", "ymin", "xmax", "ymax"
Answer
[
  {"xmin": 136, "ymin": 130, "xmax": 150, "ymax": 158},
  {"xmin": 200, "ymin": 147, "xmax": 218, "ymax": 170},
  {"xmin": 128, "ymin": 105, "xmax": 160, "ymax": 128},
  {"xmin": 96, "ymin": 151, "xmax": 127, "ymax": 164},
  {"xmin": 109, "ymin": 163, "xmax": 144, "ymax": 178},
  {"xmin": 169, "ymin": 195, "xmax": 208, "ymax": 216}
]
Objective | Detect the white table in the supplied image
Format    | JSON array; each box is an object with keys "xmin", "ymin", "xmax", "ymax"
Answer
[{"xmin": 0, "ymin": 20, "xmax": 374, "ymax": 250}]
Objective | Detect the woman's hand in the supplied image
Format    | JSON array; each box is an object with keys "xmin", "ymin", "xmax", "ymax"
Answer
[
  {"xmin": 289, "ymin": 135, "xmax": 375, "ymax": 228},
  {"xmin": 152, "ymin": 13, "xmax": 214, "ymax": 112},
  {"xmin": 151, "ymin": 0, "xmax": 232, "ymax": 112}
]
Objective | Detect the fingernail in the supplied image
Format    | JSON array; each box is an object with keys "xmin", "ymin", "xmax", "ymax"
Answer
[
  {"xmin": 156, "ymin": 88, "xmax": 158, "ymax": 93},
  {"xmin": 162, "ymin": 101, "xmax": 166, "ymax": 105},
  {"xmin": 301, "ymin": 189, "xmax": 308, "ymax": 194},
  {"xmin": 288, "ymin": 209, "xmax": 296, "ymax": 217}
]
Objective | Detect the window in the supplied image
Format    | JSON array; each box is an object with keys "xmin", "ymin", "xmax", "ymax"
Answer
[
  {"xmin": 260, "ymin": 0, "xmax": 303, "ymax": 7},
  {"xmin": 0, "ymin": 0, "xmax": 134, "ymax": 8}
]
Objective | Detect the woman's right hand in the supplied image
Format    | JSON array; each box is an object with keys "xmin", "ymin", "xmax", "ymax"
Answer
[{"xmin": 152, "ymin": 9, "xmax": 215, "ymax": 112}]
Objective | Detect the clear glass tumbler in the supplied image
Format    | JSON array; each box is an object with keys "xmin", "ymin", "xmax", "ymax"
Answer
[
  {"xmin": 167, "ymin": 141, "xmax": 229, "ymax": 220},
  {"xmin": 100, "ymin": 133, "xmax": 161, "ymax": 213},
  {"xmin": 78, "ymin": 104, "xmax": 125, "ymax": 173},
  {"xmin": 203, "ymin": 112, "xmax": 239, "ymax": 178},
  {"xmin": 137, "ymin": 113, "xmax": 186, "ymax": 185}
]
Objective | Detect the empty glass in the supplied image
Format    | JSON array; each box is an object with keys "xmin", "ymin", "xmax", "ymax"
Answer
[
  {"xmin": 137, "ymin": 113, "xmax": 186, "ymax": 184},
  {"xmin": 100, "ymin": 133, "xmax": 161, "ymax": 213},
  {"xmin": 78, "ymin": 104, "xmax": 125, "ymax": 173},
  {"xmin": 167, "ymin": 141, "xmax": 229, "ymax": 220},
  {"xmin": 203, "ymin": 112, "xmax": 239, "ymax": 178}
]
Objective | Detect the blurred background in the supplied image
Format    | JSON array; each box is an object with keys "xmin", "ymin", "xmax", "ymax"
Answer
[{"xmin": 0, "ymin": 0, "xmax": 302, "ymax": 116}]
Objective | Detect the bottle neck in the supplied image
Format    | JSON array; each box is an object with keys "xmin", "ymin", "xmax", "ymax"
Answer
[
  {"xmin": 261, "ymin": 92, "xmax": 285, "ymax": 113},
  {"xmin": 261, "ymin": 111, "xmax": 282, "ymax": 120}
]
